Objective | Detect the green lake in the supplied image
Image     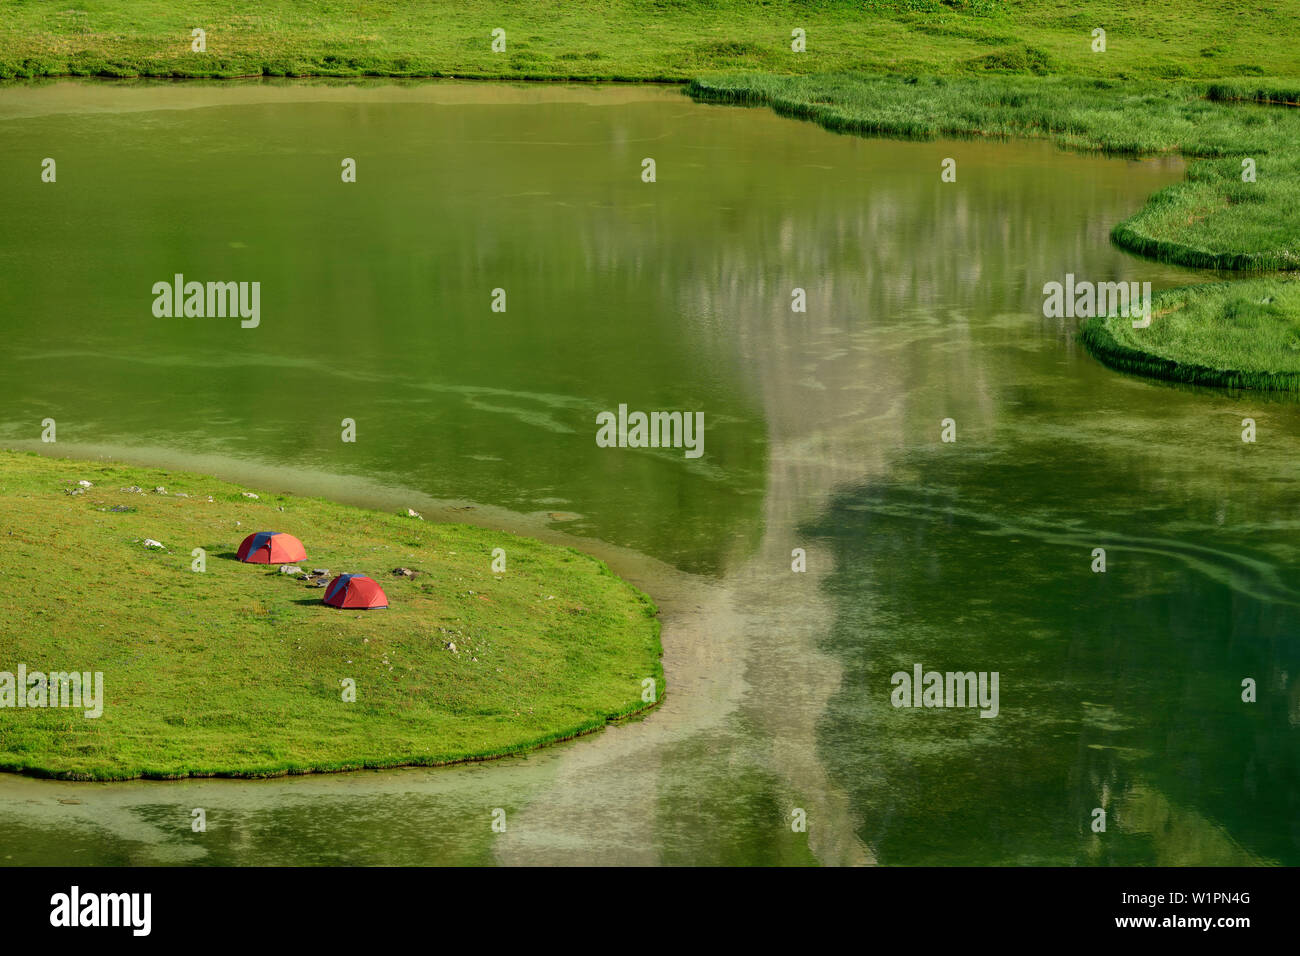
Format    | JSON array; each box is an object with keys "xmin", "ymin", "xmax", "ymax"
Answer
[{"xmin": 0, "ymin": 81, "xmax": 1296, "ymax": 865}]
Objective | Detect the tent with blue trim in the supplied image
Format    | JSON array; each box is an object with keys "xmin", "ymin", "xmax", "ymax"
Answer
[
  {"xmin": 323, "ymin": 574, "xmax": 388, "ymax": 609},
  {"xmin": 236, "ymin": 531, "xmax": 307, "ymax": 564}
]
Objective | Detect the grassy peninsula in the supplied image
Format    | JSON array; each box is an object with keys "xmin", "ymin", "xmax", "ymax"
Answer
[{"xmin": 0, "ymin": 450, "xmax": 663, "ymax": 780}]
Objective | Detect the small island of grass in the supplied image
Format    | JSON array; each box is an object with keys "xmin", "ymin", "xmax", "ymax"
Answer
[{"xmin": 0, "ymin": 450, "xmax": 663, "ymax": 781}]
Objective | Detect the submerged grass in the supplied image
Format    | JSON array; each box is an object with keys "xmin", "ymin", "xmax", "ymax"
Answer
[{"xmin": 0, "ymin": 450, "xmax": 664, "ymax": 781}]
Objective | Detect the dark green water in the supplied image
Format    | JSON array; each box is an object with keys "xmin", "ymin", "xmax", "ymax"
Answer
[{"xmin": 0, "ymin": 81, "xmax": 1296, "ymax": 865}]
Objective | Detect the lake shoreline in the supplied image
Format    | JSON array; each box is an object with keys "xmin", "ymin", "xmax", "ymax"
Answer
[
  {"xmin": 8, "ymin": 65, "xmax": 1297, "ymax": 388},
  {"xmin": 685, "ymin": 73, "xmax": 1300, "ymax": 391}
]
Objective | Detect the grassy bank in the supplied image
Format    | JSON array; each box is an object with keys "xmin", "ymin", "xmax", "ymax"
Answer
[
  {"xmin": 0, "ymin": 450, "xmax": 663, "ymax": 781},
  {"xmin": 0, "ymin": 0, "xmax": 1295, "ymax": 81},
  {"xmin": 1080, "ymin": 276, "xmax": 1300, "ymax": 390}
]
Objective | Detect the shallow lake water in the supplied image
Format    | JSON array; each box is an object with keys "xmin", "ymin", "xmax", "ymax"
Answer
[{"xmin": 1, "ymin": 81, "xmax": 1297, "ymax": 865}]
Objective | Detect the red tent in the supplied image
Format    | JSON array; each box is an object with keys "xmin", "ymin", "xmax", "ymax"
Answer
[
  {"xmin": 237, "ymin": 531, "xmax": 307, "ymax": 564},
  {"xmin": 323, "ymin": 574, "xmax": 388, "ymax": 609}
]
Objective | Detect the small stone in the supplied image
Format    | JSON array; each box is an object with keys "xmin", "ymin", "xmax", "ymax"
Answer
[
  {"xmin": 123, "ymin": 486, "xmax": 143, "ymax": 494},
  {"xmin": 445, "ymin": 642, "xmax": 457, "ymax": 653},
  {"xmin": 143, "ymin": 539, "xmax": 164, "ymax": 549},
  {"xmin": 77, "ymin": 480, "xmax": 92, "ymax": 488},
  {"xmin": 312, "ymin": 569, "xmax": 330, "ymax": 576},
  {"xmin": 392, "ymin": 567, "xmax": 418, "ymax": 578},
  {"xmin": 279, "ymin": 565, "xmax": 303, "ymax": 575},
  {"xmin": 175, "ymin": 493, "xmax": 189, "ymax": 498},
  {"xmin": 406, "ymin": 508, "xmax": 423, "ymax": 519},
  {"xmin": 66, "ymin": 487, "xmax": 83, "ymax": 496},
  {"xmin": 242, "ymin": 492, "xmax": 259, "ymax": 499},
  {"xmin": 153, "ymin": 486, "xmax": 166, "ymax": 494}
]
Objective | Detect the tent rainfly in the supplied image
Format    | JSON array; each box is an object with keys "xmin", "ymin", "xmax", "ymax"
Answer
[
  {"xmin": 236, "ymin": 531, "xmax": 307, "ymax": 564},
  {"xmin": 323, "ymin": 574, "xmax": 388, "ymax": 609}
]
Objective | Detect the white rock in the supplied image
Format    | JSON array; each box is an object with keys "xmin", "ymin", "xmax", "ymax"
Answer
[
  {"xmin": 143, "ymin": 539, "xmax": 164, "ymax": 549},
  {"xmin": 153, "ymin": 486, "xmax": 166, "ymax": 494},
  {"xmin": 77, "ymin": 480, "xmax": 92, "ymax": 488},
  {"xmin": 242, "ymin": 492, "xmax": 259, "ymax": 499},
  {"xmin": 407, "ymin": 508, "xmax": 423, "ymax": 519},
  {"xmin": 279, "ymin": 565, "xmax": 303, "ymax": 575}
]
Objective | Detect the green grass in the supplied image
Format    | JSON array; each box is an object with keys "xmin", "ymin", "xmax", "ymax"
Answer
[
  {"xmin": 1081, "ymin": 276, "xmax": 1300, "ymax": 390},
  {"xmin": 0, "ymin": 450, "xmax": 663, "ymax": 780},
  {"xmin": 0, "ymin": 0, "xmax": 1296, "ymax": 81}
]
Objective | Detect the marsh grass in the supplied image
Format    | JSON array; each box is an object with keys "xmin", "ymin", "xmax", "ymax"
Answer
[
  {"xmin": 687, "ymin": 73, "xmax": 1300, "ymax": 271},
  {"xmin": 0, "ymin": 450, "xmax": 663, "ymax": 780},
  {"xmin": 1081, "ymin": 276, "xmax": 1300, "ymax": 390},
  {"xmin": 688, "ymin": 72, "xmax": 1300, "ymax": 387}
]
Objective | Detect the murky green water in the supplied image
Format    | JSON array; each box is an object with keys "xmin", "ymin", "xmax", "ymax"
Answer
[{"xmin": 1, "ymin": 81, "xmax": 1296, "ymax": 866}]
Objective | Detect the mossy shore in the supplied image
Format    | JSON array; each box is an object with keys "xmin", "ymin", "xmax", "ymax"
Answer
[{"xmin": 0, "ymin": 450, "xmax": 663, "ymax": 781}]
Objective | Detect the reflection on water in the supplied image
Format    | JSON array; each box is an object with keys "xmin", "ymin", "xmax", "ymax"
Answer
[{"xmin": 1, "ymin": 81, "xmax": 1296, "ymax": 865}]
